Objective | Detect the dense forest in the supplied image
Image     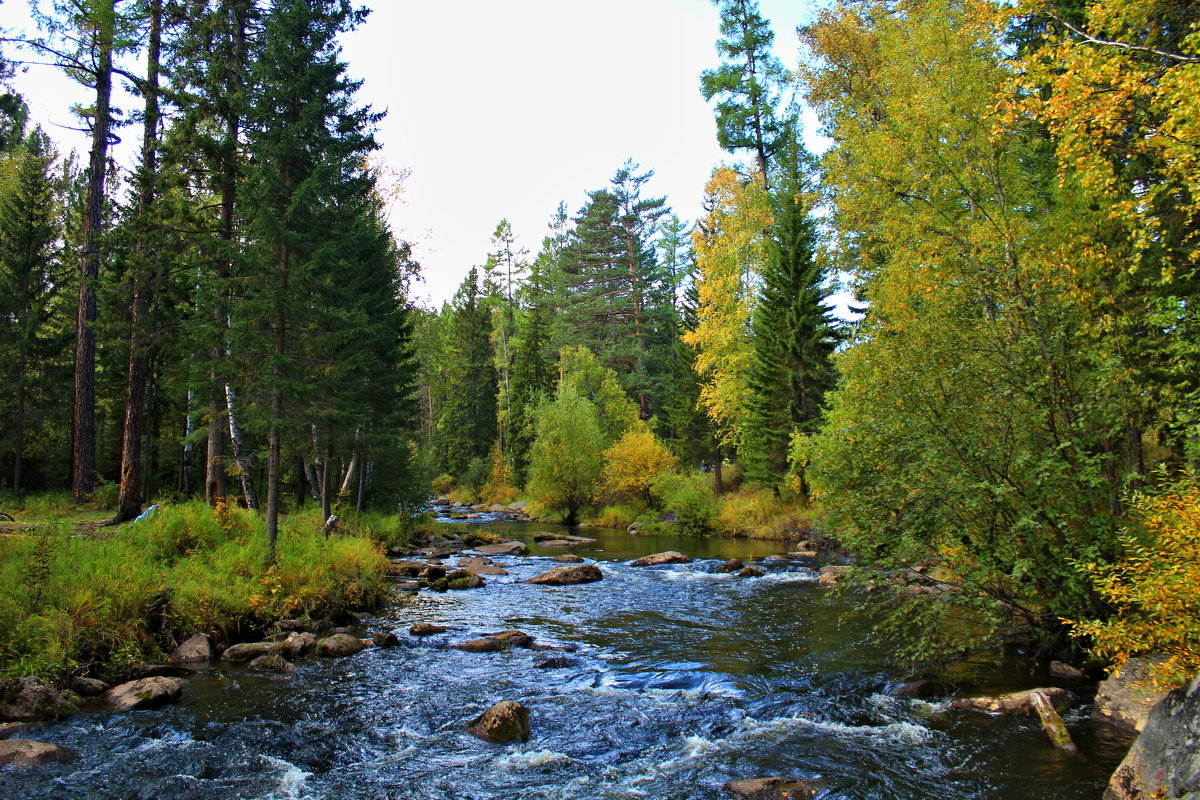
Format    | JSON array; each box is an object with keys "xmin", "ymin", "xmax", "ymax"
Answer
[{"xmin": 2, "ymin": 0, "xmax": 1198, "ymax": 678}]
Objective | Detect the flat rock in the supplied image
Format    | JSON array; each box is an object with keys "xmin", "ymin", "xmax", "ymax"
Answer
[
  {"xmin": 473, "ymin": 541, "xmax": 528, "ymax": 556},
  {"xmin": 222, "ymin": 641, "xmax": 282, "ymax": 664},
  {"xmin": 630, "ymin": 551, "xmax": 693, "ymax": 567},
  {"xmin": 454, "ymin": 630, "xmax": 534, "ymax": 653},
  {"xmin": 789, "ymin": 549, "xmax": 819, "ymax": 558},
  {"xmin": 525, "ymin": 564, "xmax": 604, "ymax": 585},
  {"xmin": 1093, "ymin": 656, "xmax": 1172, "ymax": 732},
  {"xmin": 950, "ymin": 687, "xmax": 1069, "ymax": 716},
  {"xmin": 0, "ymin": 678, "xmax": 78, "ymax": 722},
  {"xmin": 724, "ymin": 777, "xmax": 824, "ymax": 799},
  {"xmin": 737, "ymin": 567, "xmax": 765, "ymax": 578},
  {"xmin": 410, "ymin": 623, "xmax": 450, "ymax": 636},
  {"xmin": 0, "ymin": 738, "xmax": 75, "ymax": 769},
  {"xmin": 1105, "ymin": 673, "xmax": 1200, "ymax": 800},
  {"xmin": 317, "ymin": 633, "xmax": 368, "ymax": 657},
  {"xmin": 554, "ymin": 554, "xmax": 585, "ymax": 563},
  {"xmin": 458, "ymin": 557, "xmax": 509, "ymax": 576},
  {"xmin": 468, "ymin": 700, "xmax": 531, "ymax": 744},
  {"xmin": 0, "ymin": 722, "xmax": 35, "ymax": 740},
  {"xmin": 170, "ymin": 634, "xmax": 213, "ymax": 664},
  {"xmin": 105, "ymin": 677, "xmax": 185, "ymax": 711}
]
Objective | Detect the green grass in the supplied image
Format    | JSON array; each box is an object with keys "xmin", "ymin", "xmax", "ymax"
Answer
[{"xmin": 0, "ymin": 499, "xmax": 407, "ymax": 683}]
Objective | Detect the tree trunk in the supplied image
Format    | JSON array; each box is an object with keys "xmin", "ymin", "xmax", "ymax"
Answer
[
  {"xmin": 225, "ymin": 383, "xmax": 258, "ymax": 508},
  {"xmin": 266, "ymin": 241, "xmax": 289, "ymax": 559},
  {"xmin": 180, "ymin": 389, "xmax": 194, "ymax": 494},
  {"xmin": 321, "ymin": 435, "xmax": 333, "ymax": 522},
  {"xmin": 73, "ymin": 1, "xmax": 117, "ymax": 503},
  {"xmin": 713, "ymin": 442, "xmax": 725, "ymax": 496},
  {"xmin": 355, "ymin": 451, "xmax": 367, "ymax": 513},
  {"xmin": 114, "ymin": 0, "xmax": 162, "ymax": 523},
  {"xmin": 302, "ymin": 455, "xmax": 321, "ymax": 502}
]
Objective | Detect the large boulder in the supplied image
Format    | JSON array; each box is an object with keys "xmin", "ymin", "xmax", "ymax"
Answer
[
  {"xmin": 317, "ymin": 633, "xmax": 368, "ymax": 658},
  {"xmin": 718, "ymin": 558, "xmax": 744, "ymax": 573},
  {"xmin": 1094, "ymin": 656, "xmax": 1173, "ymax": 732},
  {"xmin": 1105, "ymin": 673, "xmax": 1200, "ymax": 800},
  {"xmin": 0, "ymin": 738, "xmax": 75, "ymax": 769},
  {"xmin": 454, "ymin": 630, "xmax": 534, "ymax": 653},
  {"xmin": 473, "ymin": 541, "xmax": 527, "ymax": 556},
  {"xmin": 445, "ymin": 569, "xmax": 486, "ymax": 590},
  {"xmin": 105, "ymin": 677, "xmax": 185, "ymax": 712},
  {"xmin": 630, "ymin": 551, "xmax": 693, "ymax": 567},
  {"xmin": 221, "ymin": 641, "xmax": 282, "ymax": 664},
  {"xmin": 170, "ymin": 634, "xmax": 212, "ymax": 664},
  {"xmin": 468, "ymin": 700, "xmax": 531, "ymax": 744},
  {"xmin": 0, "ymin": 678, "xmax": 78, "ymax": 722},
  {"xmin": 950, "ymin": 687, "xmax": 1069, "ymax": 716},
  {"xmin": 525, "ymin": 564, "xmax": 604, "ymax": 586},
  {"xmin": 281, "ymin": 631, "xmax": 318, "ymax": 660},
  {"xmin": 69, "ymin": 677, "xmax": 109, "ymax": 697},
  {"xmin": 724, "ymin": 777, "xmax": 824, "ymax": 799}
]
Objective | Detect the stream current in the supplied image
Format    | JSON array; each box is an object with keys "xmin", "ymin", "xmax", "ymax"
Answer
[{"xmin": 1, "ymin": 517, "xmax": 1130, "ymax": 799}]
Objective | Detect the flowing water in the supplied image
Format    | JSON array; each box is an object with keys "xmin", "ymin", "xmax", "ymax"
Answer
[{"xmin": 0, "ymin": 518, "xmax": 1130, "ymax": 799}]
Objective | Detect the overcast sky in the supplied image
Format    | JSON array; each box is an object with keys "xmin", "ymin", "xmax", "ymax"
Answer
[{"xmin": 3, "ymin": 0, "xmax": 818, "ymax": 307}]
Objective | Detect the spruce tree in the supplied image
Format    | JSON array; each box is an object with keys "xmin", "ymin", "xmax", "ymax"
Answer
[
  {"xmin": 743, "ymin": 120, "xmax": 836, "ymax": 492},
  {"xmin": 240, "ymin": 0, "xmax": 379, "ymax": 551},
  {"xmin": 438, "ymin": 268, "xmax": 499, "ymax": 480},
  {"xmin": 0, "ymin": 130, "xmax": 67, "ymax": 500}
]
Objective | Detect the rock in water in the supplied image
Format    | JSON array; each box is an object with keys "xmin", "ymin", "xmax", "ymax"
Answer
[
  {"xmin": 468, "ymin": 700, "xmax": 531, "ymax": 743},
  {"xmin": 0, "ymin": 739, "xmax": 75, "ymax": 769},
  {"xmin": 410, "ymin": 623, "xmax": 450, "ymax": 637},
  {"xmin": 170, "ymin": 633, "xmax": 213, "ymax": 664},
  {"xmin": 247, "ymin": 653, "xmax": 297, "ymax": 674},
  {"xmin": 473, "ymin": 541, "xmax": 527, "ymax": 556},
  {"xmin": 1105, "ymin": 673, "xmax": 1200, "ymax": 800},
  {"xmin": 0, "ymin": 678, "xmax": 78, "ymax": 722},
  {"xmin": 221, "ymin": 641, "xmax": 283, "ymax": 664},
  {"xmin": 718, "ymin": 558, "xmax": 744, "ymax": 573},
  {"xmin": 554, "ymin": 554, "xmax": 584, "ymax": 563},
  {"xmin": 1049, "ymin": 660, "xmax": 1086, "ymax": 681},
  {"xmin": 317, "ymin": 634, "xmax": 368, "ymax": 657},
  {"xmin": 281, "ymin": 631, "xmax": 318, "ymax": 659},
  {"xmin": 630, "ymin": 551, "xmax": 693, "ymax": 567},
  {"xmin": 737, "ymin": 567, "xmax": 765, "ymax": 578},
  {"xmin": 454, "ymin": 630, "xmax": 535, "ymax": 653},
  {"xmin": 724, "ymin": 777, "xmax": 824, "ymax": 799},
  {"xmin": 1093, "ymin": 656, "xmax": 1172, "ymax": 732},
  {"xmin": 950, "ymin": 687, "xmax": 1069, "ymax": 716},
  {"xmin": 69, "ymin": 677, "xmax": 109, "ymax": 697},
  {"xmin": 105, "ymin": 677, "xmax": 185, "ymax": 711},
  {"xmin": 818, "ymin": 565, "xmax": 853, "ymax": 586},
  {"xmin": 524, "ymin": 564, "xmax": 603, "ymax": 585}
]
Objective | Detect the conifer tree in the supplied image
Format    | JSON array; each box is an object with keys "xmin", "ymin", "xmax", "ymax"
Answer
[
  {"xmin": 700, "ymin": 0, "xmax": 786, "ymax": 187},
  {"xmin": 743, "ymin": 120, "xmax": 837, "ymax": 492},
  {"xmin": 0, "ymin": 129, "xmax": 67, "ymax": 500},
  {"xmin": 438, "ymin": 267, "xmax": 499, "ymax": 479},
  {"xmin": 240, "ymin": 0, "xmax": 379, "ymax": 552}
]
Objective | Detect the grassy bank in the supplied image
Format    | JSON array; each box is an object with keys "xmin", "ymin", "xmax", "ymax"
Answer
[{"xmin": 0, "ymin": 499, "xmax": 411, "ymax": 683}]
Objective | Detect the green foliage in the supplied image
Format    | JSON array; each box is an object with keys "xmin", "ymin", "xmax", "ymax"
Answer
[
  {"xmin": 526, "ymin": 383, "xmax": 606, "ymax": 524},
  {"xmin": 0, "ymin": 500, "xmax": 391, "ymax": 680},
  {"xmin": 651, "ymin": 471, "xmax": 719, "ymax": 536}
]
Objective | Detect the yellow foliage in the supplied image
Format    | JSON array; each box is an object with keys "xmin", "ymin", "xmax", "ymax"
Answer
[
  {"xmin": 1070, "ymin": 481, "xmax": 1200, "ymax": 687},
  {"xmin": 599, "ymin": 426, "xmax": 678, "ymax": 502},
  {"xmin": 684, "ymin": 166, "xmax": 771, "ymax": 448}
]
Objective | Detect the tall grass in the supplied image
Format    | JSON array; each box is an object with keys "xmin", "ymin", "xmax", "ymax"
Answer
[{"xmin": 0, "ymin": 500, "xmax": 395, "ymax": 682}]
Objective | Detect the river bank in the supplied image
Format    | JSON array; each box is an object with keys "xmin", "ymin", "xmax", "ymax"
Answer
[{"xmin": 0, "ymin": 517, "xmax": 1131, "ymax": 799}]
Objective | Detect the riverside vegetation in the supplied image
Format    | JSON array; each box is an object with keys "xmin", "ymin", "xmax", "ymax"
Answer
[{"xmin": 1, "ymin": 0, "xmax": 1199, "ymax": 752}]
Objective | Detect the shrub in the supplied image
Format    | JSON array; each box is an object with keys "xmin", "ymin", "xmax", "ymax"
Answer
[
  {"xmin": 591, "ymin": 501, "xmax": 647, "ymax": 528},
  {"xmin": 598, "ymin": 427, "xmax": 677, "ymax": 503},
  {"xmin": 1069, "ymin": 479, "xmax": 1200, "ymax": 687},
  {"xmin": 651, "ymin": 472, "xmax": 718, "ymax": 536},
  {"xmin": 480, "ymin": 444, "xmax": 519, "ymax": 506}
]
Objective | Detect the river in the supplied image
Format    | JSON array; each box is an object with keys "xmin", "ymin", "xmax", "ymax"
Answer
[{"xmin": 0, "ymin": 518, "xmax": 1130, "ymax": 799}]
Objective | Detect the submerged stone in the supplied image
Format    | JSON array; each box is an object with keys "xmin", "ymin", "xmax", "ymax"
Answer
[{"xmin": 468, "ymin": 700, "xmax": 530, "ymax": 744}]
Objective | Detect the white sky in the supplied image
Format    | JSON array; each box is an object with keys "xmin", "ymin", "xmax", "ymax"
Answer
[{"xmin": 3, "ymin": 0, "xmax": 819, "ymax": 307}]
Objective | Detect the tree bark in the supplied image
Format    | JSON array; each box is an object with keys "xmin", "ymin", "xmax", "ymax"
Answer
[
  {"xmin": 114, "ymin": 0, "xmax": 162, "ymax": 523},
  {"xmin": 73, "ymin": 2, "xmax": 117, "ymax": 503},
  {"xmin": 266, "ymin": 240, "xmax": 289, "ymax": 558}
]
